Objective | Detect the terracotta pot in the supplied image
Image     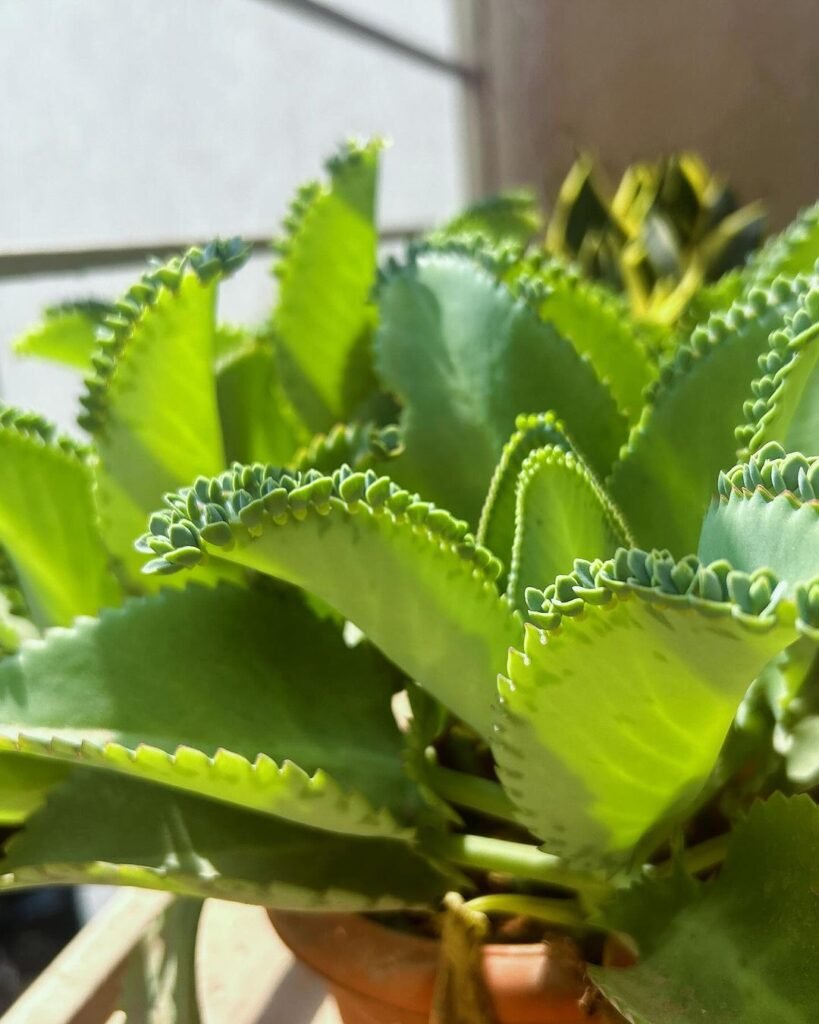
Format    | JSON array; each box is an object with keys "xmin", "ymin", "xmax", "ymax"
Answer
[{"xmin": 270, "ymin": 911, "xmax": 618, "ymax": 1024}]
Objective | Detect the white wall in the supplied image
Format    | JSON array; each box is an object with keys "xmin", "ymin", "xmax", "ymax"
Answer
[{"xmin": 0, "ymin": 0, "xmax": 469, "ymax": 430}]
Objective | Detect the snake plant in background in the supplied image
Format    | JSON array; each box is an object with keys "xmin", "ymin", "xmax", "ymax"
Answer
[
  {"xmin": 1, "ymin": 136, "xmax": 819, "ymax": 1023},
  {"xmin": 546, "ymin": 152, "xmax": 767, "ymax": 327}
]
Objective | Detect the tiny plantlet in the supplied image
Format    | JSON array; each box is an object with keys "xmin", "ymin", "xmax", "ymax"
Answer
[{"xmin": 1, "ymin": 139, "xmax": 818, "ymax": 1022}]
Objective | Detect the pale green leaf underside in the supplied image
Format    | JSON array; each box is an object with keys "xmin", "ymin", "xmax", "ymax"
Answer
[
  {"xmin": 699, "ymin": 492, "xmax": 819, "ymax": 593},
  {"xmin": 0, "ymin": 583, "xmax": 423, "ymax": 839},
  {"xmin": 273, "ymin": 140, "xmax": 381, "ymax": 433},
  {"xmin": 494, "ymin": 570, "xmax": 795, "ymax": 871},
  {"xmin": 14, "ymin": 301, "xmax": 111, "ymax": 369},
  {"xmin": 508, "ymin": 447, "xmax": 629, "ymax": 612},
  {"xmin": 609, "ymin": 278, "xmax": 807, "ymax": 555},
  {"xmin": 0, "ymin": 772, "xmax": 453, "ymax": 911},
  {"xmin": 593, "ymin": 795, "xmax": 819, "ymax": 1024},
  {"xmin": 91, "ymin": 269, "xmax": 230, "ymax": 584},
  {"xmin": 139, "ymin": 467, "xmax": 521, "ymax": 740},
  {"xmin": 375, "ymin": 252, "xmax": 626, "ymax": 525},
  {"xmin": 0, "ymin": 422, "xmax": 119, "ymax": 627}
]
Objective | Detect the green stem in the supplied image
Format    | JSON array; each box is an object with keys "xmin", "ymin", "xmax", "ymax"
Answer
[
  {"xmin": 463, "ymin": 894, "xmax": 590, "ymax": 931},
  {"xmin": 422, "ymin": 832, "xmax": 611, "ymax": 901},
  {"xmin": 649, "ymin": 832, "xmax": 729, "ymax": 879},
  {"xmin": 424, "ymin": 764, "xmax": 521, "ymax": 824}
]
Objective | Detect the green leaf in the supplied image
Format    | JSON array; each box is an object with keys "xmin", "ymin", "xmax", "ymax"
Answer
[
  {"xmin": 0, "ymin": 752, "xmax": 68, "ymax": 825},
  {"xmin": 137, "ymin": 465, "xmax": 521, "ymax": 740},
  {"xmin": 438, "ymin": 190, "xmax": 542, "ymax": 246},
  {"xmin": 291, "ymin": 421, "xmax": 404, "ymax": 475},
  {"xmin": 215, "ymin": 334, "xmax": 304, "ymax": 466},
  {"xmin": 609, "ymin": 276, "xmax": 808, "ymax": 554},
  {"xmin": 494, "ymin": 549, "xmax": 797, "ymax": 872},
  {"xmin": 736, "ymin": 284, "xmax": 819, "ymax": 458},
  {"xmin": 531, "ymin": 260, "xmax": 654, "ymax": 421},
  {"xmin": 592, "ymin": 795, "xmax": 819, "ymax": 1024},
  {"xmin": 747, "ymin": 200, "xmax": 819, "ymax": 286},
  {"xmin": 507, "ymin": 446, "xmax": 630, "ymax": 613},
  {"xmin": 81, "ymin": 241, "xmax": 249, "ymax": 585},
  {"xmin": 119, "ymin": 898, "xmax": 202, "ymax": 1024},
  {"xmin": 699, "ymin": 446, "xmax": 819, "ymax": 591},
  {"xmin": 0, "ymin": 590, "xmax": 37, "ymax": 658},
  {"xmin": 0, "ymin": 771, "xmax": 454, "ymax": 911},
  {"xmin": 0, "ymin": 582, "xmax": 425, "ymax": 840},
  {"xmin": 478, "ymin": 413, "xmax": 574, "ymax": 581},
  {"xmin": 14, "ymin": 299, "xmax": 114, "ymax": 369},
  {"xmin": 272, "ymin": 139, "xmax": 382, "ymax": 433},
  {"xmin": 375, "ymin": 250, "xmax": 626, "ymax": 524},
  {"xmin": 0, "ymin": 407, "xmax": 119, "ymax": 627}
]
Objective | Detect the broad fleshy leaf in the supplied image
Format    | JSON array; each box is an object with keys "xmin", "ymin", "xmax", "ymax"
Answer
[
  {"xmin": 0, "ymin": 752, "xmax": 67, "ymax": 825},
  {"xmin": 609, "ymin": 275, "xmax": 808, "ymax": 554},
  {"xmin": 0, "ymin": 407, "xmax": 119, "ymax": 627},
  {"xmin": 699, "ymin": 446, "xmax": 819, "ymax": 591},
  {"xmin": 14, "ymin": 299, "xmax": 114, "ymax": 369},
  {"xmin": 438, "ymin": 190, "xmax": 542, "ymax": 246},
  {"xmin": 137, "ymin": 465, "xmax": 521, "ymax": 740},
  {"xmin": 592, "ymin": 795, "xmax": 819, "ymax": 1024},
  {"xmin": 507, "ymin": 446, "xmax": 630, "ymax": 612},
  {"xmin": 493, "ymin": 549, "xmax": 797, "ymax": 872},
  {"xmin": 0, "ymin": 772, "xmax": 454, "ymax": 910},
  {"xmin": 81, "ymin": 241, "xmax": 249, "ymax": 584},
  {"xmin": 736, "ymin": 283, "xmax": 819, "ymax": 458},
  {"xmin": 272, "ymin": 139, "xmax": 382, "ymax": 433},
  {"xmin": 0, "ymin": 582, "xmax": 427, "ymax": 839},
  {"xmin": 747, "ymin": 201, "xmax": 819, "ymax": 286},
  {"xmin": 375, "ymin": 249, "xmax": 626, "ymax": 523}
]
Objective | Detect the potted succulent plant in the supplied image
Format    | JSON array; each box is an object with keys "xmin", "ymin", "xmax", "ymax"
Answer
[{"xmin": 0, "ymin": 139, "xmax": 818, "ymax": 1023}]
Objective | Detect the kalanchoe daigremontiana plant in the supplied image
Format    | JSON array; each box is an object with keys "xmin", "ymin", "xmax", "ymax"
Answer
[{"xmin": 1, "ymin": 139, "xmax": 818, "ymax": 1022}]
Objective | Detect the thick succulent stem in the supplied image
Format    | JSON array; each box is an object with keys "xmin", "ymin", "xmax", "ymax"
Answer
[
  {"xmin": 424, "ymin": 765, "xmax": 520, "ymax": 825},
  {"xmin": 462, "ymin": 893, "xmax": 589, "ymax": 931}
]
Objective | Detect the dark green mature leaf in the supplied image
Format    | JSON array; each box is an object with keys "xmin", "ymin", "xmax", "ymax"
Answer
[
  {"xmin": 375, "ymin": 251, "xmax": 626, "ymax": 524},
  {"xmin": 119, "ymin": 898, "xmax": 202, "ymax": 1024},
  {"xmin": 507, "ymin": 446, "xmax": 630, "ymax": 613},
  {"xmin": 0, "ymin": 772, "xmax": 454, "ymax": 910},
  {"xmin": 0, "ymin": 582, "xmax": 429, "ymax": 839},
  {"xmin": 272, "ymin": 140, "xmax": 382, "ymax": 433},
  {"xmin": 494, "ymin": 550, "xmax": 796, "ymax": 872},
  {"xmin": 699, "ymin": 446, "xmax": 819, "ymax": 592},
  {"xmin": 0, "ymin": 408, "xmax": 119, "ymax": 627},
  {"xmin": 593, "ymin": 795, "xmax": 819, "ymax": 1024},
  {"xmin": 14, "ymin": 299, "xmax": 114, "ymax": 369},
  {"xmin": 609, "ymin": 276, "xmax": 808, "ymax": 555},
  {"xmin": 138, "ymin": 465, "xmax": 521, "ymax": 740},
  {"xmin": 81, "ymin": 242, "xmax": 248, "ymax": 584}
]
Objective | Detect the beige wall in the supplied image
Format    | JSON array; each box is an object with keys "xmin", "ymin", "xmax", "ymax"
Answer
[{"xmin": 481, "ymin": 0, "xmax": 819, "ymax": 226}]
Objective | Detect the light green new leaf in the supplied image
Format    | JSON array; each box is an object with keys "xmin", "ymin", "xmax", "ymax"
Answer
[
  {"xmin": 478, "ymin": 413, "xmax": 574, "ymax": 582},
  {"xmin": 609, "ymin": 276, "xmax": 808, "ymax": 555},
  {"xmin": 216, "ymin": 334, "xmax": 304, "ymax": 466},
  {"xmin": 81, "ymin": 241, "xmax": 248, "ymax": 584},
  {"xmin": 0, "ymin": 772, "xmax": 455, "ymax": 910},
  {"xmin": 736, "ymin": 284, "xmax": 819, "ymax": 458},
  {"xmin": 14, "ymin": 299, "xmax": 114, "ymax": 369},
  {"xmin": 375, "ymin": 250, "xmax": 626, "ymax": 523},
  {"xmin": 138, "ymin": 465, "xmax": 521, "ymax": 740},
  {"xmin": 272, "ymin": 139, "xmax": 382, "ymax": 433},
  {"xmin": 592, "ymin": 795, "xmax": 819, "ymax": 1024},
  {"xmin": 0, "ymin": 408, "xmax": 119, "ymax": 627},
  {"xmin": 438, "ymin": 190, "xmax": 542, "ymax": 246},
  {"xmin": 0, "ymin": 751, "xmax": 68, "ymax": 825},
  {"xmin": 699, "ymin": 447, "xmax": 819, "ymax": 591},
  {"xmin": 494, "ymin": 550, "xmax": 796, "ymax": 872},
  {"xmin": 119, "ymin": 898, "xmax": 202, "ymax": 1024},
  {"xmin": 0, "ymin": 582, "xmax": 427, "ymax": 840},
  {"xmin": 507, "ymin": 447, "xmax": 630, "ymax": 612}
]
